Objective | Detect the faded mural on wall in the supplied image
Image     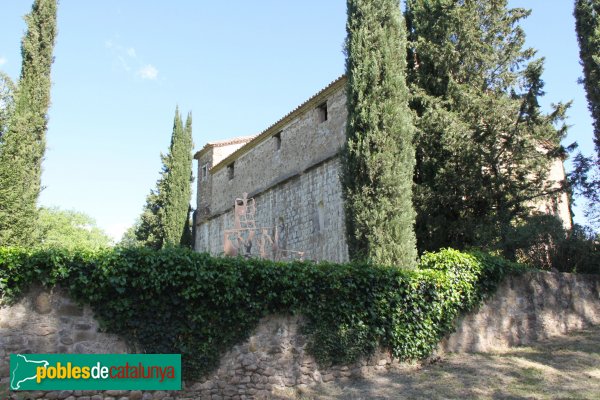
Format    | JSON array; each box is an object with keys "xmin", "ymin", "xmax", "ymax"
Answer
[{"xmin": 223, "ymin": 193, "xmax": 304, "ymax": 260}]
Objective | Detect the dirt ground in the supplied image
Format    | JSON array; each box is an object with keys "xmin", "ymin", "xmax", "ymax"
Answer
[{"xmin": 284, "ymin": 325, "xmax": 600, "ymax": 400}]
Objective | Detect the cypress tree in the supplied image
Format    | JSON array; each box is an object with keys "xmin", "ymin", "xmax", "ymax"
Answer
[
  {"xmin": 160, "ymin": 111, "xmax": 193, "ymax": 247},
  {"xmin": 575, "ymin": 0, "xmax": 600, "ymax": 158},
  {"xmin": 135, "ymin": 107, "xmax": 194, "ymax": 249},
  {"xmin": 0, "ymin": 72, "xmax": 16, "ymax": 140},
  {"xmin": 0, "ymin": 0, "xmax": 57, "ymax": 247},
  {"xmin": 407, "ymin": 0, "xmax": 569, "ymax": 256},
  {"xmin": 572, "ymin": 0, "xmax": 600, "ymax": 228},
  {"xmin": 341, "ymin": 0, "xmax": 418, "ymax": 267}
]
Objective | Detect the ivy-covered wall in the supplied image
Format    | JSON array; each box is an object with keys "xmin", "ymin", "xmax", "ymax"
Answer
[
  {"xmin": 2, "ymin": 269, "xmax": 600, "ymax": 400},
  {"xmin": 0, "ymin": 247, "xmax": 523, "ymax": 380}
]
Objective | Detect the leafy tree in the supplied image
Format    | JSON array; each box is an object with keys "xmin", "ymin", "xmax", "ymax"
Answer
[
  {"xmin": 135, "ymin": 190, "xmax": 163, "ymax": 249},
  {"xmin": 135, "ymin": 108, "xmax": 194, "ymax": 249},
  {"xmin": 406, "ymin": 0, "xmax": 569, "ymax": 257},
  {"xmin": 38, "ymin": 207, "xmax": 113, "ymax": 250},
  {"xmin": 572, "ymin": 0, "xmax": 600, "ymax": 228},
  {"xmin": 341, "ymin": 0, "xmax": 418, "ymax": 267},
  {"xmin": 0, "ymin": 0, "xmax": 57, "ymax": 246},
  {"xmin": 119, "ymin": 218, "xmax": 143, "ymax": 247}
]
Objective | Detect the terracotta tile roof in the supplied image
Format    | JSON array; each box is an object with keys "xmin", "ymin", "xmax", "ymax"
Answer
[{"xmin": 194, "ymin": 135, "xmax": 256, "ymax": 159}]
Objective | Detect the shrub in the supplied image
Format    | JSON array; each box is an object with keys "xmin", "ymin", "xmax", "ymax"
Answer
[
  {"xmin": 509, "ymin": 216, "xmax": 599, "ymax": 274},
  {"xmin": 0, "ymin": 247, "xmax": 524, "ymax": 379}
]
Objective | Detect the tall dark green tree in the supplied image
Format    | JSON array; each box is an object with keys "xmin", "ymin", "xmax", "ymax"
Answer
[
  {"xmin": 572, "ymin": 0, "xmax": 600, "ymax": 228},
  {"xmin": 575, "ymin": 0, "xmax": 600, "ymax": 158},
  {"xmin": 341, "ymin": 0, "xmax": 418, "ymax": 267},
  {"xmin": 0, "ymin": 0, "xmax": 57, "ymax": 247},
  {"xmin": 407, "ymin": 0, "xmax": 569, "ymax": 256},
  {"xmin": 0, "ymin": 73, "xmax": 16, "ymax": 140},
  {"xmin": 135, "ymin": 107, "xmax": 194, "ymax": 249}
]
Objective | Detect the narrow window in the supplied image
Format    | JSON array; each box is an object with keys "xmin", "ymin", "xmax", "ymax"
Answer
[
  {"xmin": 273, "ymin": 131, "xmax": 282, "ymax": 151},
  {"xmin": 201, "ymin": 163, "xmax": 209, "ymax": 181},
  {"xmin": 317, "ymin": 102, "xmax": 328, "ymax": 123},
  {"xmin": 227, "ymin": 162, "xmax": 235, "ymax": 180}
]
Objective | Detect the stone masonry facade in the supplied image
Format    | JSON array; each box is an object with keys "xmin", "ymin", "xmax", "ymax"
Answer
[
  {"xmin": 193, "ymin": 75, "xmax": 572, "ymax": 262},
  {"xmin": 194, "ymin": 77, "xmax": 349, "ymax": 262},
  {"xmin": 2, "ymin": 271, "xmax": 599, "ymax": 399}
]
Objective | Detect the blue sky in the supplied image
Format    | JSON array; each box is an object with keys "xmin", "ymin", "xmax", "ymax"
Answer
[{"xmin": 0, "ymin": 1, "xmax": 595, "ymax": 240}]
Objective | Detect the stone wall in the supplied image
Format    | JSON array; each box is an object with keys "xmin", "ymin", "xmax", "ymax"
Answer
[
  {"xmin": 196, "ymin": 157, "xmax": 349, "ymax": 263},
  {"xmin": 194, "ymin": 78, "xmax": 349, "ymax": 262},
  {"xmin": 442, "ymin": 271, "xmax": 600, "ymax": 352},
  {"xmin": 195, "ymin": 138, "xmax": 255, "ymax": 221},
  {"xmin": 206, "ymin": 80, "xmax": 347, "ymax": 218},
  {"xmin": 3, "ymin": 271, "xmax": 599, "ymax": 399}
]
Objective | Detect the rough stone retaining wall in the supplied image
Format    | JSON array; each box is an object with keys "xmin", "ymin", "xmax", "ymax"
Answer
[
  {"xmin": 2, "ymin": 271, "xmax": 599, "ymax": 400},
  {"xmin": 441, "ymin": 271, "xmax": 600, "ymax": 352}
]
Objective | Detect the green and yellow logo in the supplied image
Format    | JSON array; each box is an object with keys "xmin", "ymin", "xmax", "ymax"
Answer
[{"xmin": 10, "ymin": 354, "xmax": 181, "ymax": 390}]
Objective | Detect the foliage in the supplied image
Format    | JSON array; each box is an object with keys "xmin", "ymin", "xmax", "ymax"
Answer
[
  {"xmin": 37, "ymin": 207, "xmax": 113, "ymax": 250},
  {"xmin": 551, "ymin": 224, "xmax": 600, "ymax": 274},
  {"xmin": 135, "ymin": 107, "xmax": 194, "ymax": 249},
  {"xmin": 341, "ymin": 0, "xmax": 418, "ymax": 267},
  {"xmin": 575, "ymin": 0, "xmax": 600, "ymax": 159},
  {"xmin": 572, "ymin": 0, "xmax": 600, "ymax": 229},
  {"xmin": 406, "ymin": 0, "xmax": 569, "ymax": 258},
  {"xmin": 512, "ymin": 216, "xmax": 600, "ymax": 274},
  {"xmin": 569, "ymin": 152, "xmax": 600, "ymax": 229},
  {"xmin": 0, "ymin": 0, "xmax": 57, "ymax": 247},
  {"xmin": 0, "ymin": 247, "xmax": 524, "ymax": 379},
  {"xmin": 119, "ymin": 218, "xmax": 143, "ymax": 248},
  {"xmin": 0, "ymin": 72, "xmax": 15, "ymax": 139}
]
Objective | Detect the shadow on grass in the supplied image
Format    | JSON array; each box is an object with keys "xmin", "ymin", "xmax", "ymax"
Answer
[{"xmin": 299, "ymin": 326, "xmax": 600, "ymax": 400}]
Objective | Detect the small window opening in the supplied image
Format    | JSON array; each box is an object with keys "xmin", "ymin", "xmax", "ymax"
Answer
[
  {"xmin": 273, "ymin": 131, "xmax": 282, "ymax": 151},
  {"xmin": 227, "ymin": 162, "xmax": 235, "ymax": 180},
  {"xmin": 201, "ymin": 163, "xmax": 209, "ymax": 181},
  {"xmin": 317, "ymin": 102, "xmax": 328, "ymax": 123}
]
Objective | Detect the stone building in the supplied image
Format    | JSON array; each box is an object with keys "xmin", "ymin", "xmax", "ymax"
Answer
[{"xmin": 193, "ymin": 76, "xmax": 571, "ymax": 262}]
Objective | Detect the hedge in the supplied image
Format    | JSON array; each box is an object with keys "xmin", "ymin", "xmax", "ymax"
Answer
[{"xmin": 0, "ymin": 246, "xmax": 525, "ymax": 379}]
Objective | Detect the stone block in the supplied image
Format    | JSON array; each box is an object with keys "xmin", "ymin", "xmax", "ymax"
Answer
[
  {"xmin": 129, "ymin": 390, "xmax": 143, "ymax": 400},
  {"xmin": 57, "ymin": 390, "xmax": 73, "ymax": 398},
  {"xmin": 34, "ymin": 293, "xmax": 53, "ymax": 314},
  {"xmin": 58, "ymin": 304, "xmax": 84, "ymax": 317},
  {"xmin": 105, "ymin": 390, "xmax": 126, "ymax": 397},
  {"xmin": 74, "ymin": 323, "xmax": 93, "ymax": 331},
  {"xmin": 60, "ymin": 337, "xmax": 74, "ymax": 345},
  {"xmin": 74, "ymin": 331, "xmax": 97, "ymax": 343}
]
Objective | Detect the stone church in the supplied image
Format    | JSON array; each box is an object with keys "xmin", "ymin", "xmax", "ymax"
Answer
[{"xmin": 193, "ymin": 75, "xmax": 571, "ymax": 263}]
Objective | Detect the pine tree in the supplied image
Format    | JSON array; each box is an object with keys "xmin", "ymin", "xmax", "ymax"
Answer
[
  {"xmin": 0, "ymin": 0, "xmax": 57, "ymax": 247},
  {"xmin": 341, "ymin": 0, "xmax": 418, "ymax": 267},
  {"xmin": 135, "ymin": 108, "xmax": 194, "ymax": 249},
  {"xmin": 406, "ymin": 0, "xmax": 569, "ymax": 256}
]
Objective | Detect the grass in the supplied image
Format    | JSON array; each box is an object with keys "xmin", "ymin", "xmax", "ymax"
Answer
[{"xmin": 289, "ymin": 325, "xmax": 600, "ymax": 400}]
